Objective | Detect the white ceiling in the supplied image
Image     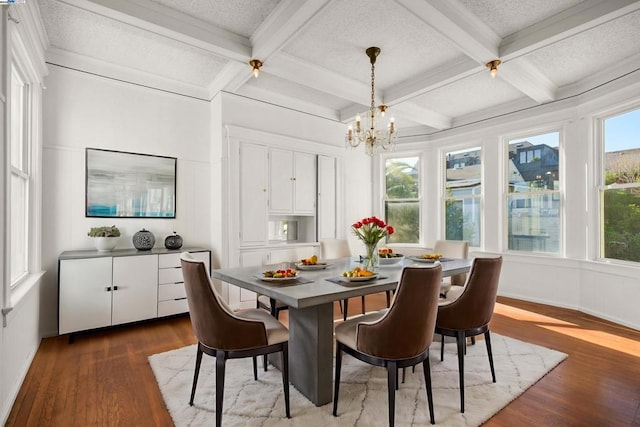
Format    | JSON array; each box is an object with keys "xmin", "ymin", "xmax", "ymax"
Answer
[{"xmin": 36, "ymin": 0, "xmax": 640, "ymax": 138}]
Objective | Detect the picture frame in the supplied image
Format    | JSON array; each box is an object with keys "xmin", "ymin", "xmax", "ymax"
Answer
[{"xmin": 85, "ymin": 148, "xmax": 177, "ymax": 218}]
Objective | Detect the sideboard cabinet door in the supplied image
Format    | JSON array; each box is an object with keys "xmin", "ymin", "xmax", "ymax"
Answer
[
  {"xmin": 59, "ymin": 257, "xmax": 113, "ymax": 334},
  {"xmin": 112, "ymin": 255, "xmax": 159, "ymax": 325}
]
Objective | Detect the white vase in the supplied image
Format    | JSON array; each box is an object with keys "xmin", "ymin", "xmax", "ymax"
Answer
[{"xmin": 94, "ymin": 237, "xmax": 118, "ymax": 252}]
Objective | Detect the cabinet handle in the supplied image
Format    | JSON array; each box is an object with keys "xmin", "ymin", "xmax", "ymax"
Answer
[
  {"xmin": 113, "ymin": 286, "xmax": 119, "ymax": 291},
  {"xmin": 105, "ymin": 287, "xmax": 111, "ymax": 292},
  {"xmin": 175, "ymin": 281, "xmax": 184, "ymax": 285},
  {"xmin": 174, "ymin": 297, "xmax": 187, "ymax": 301}
]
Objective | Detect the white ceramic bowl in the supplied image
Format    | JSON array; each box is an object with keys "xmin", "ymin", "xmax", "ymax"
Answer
[{"xmin": 378, "ymin": 254, "xmax": 404, "ymax": 265}]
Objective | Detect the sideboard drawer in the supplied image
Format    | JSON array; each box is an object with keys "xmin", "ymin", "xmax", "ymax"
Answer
[
  {"xmin": 159, "ymin": 253, "xmax": 182, "ymax": 268},
  {"xmin": 159, "ymin": 282, "xmax": 186, "ymax": 301},
  {"xmin": 158, "ymin": 267, "xmax": 183, "ymax": 285},
  {"xmin": 158, "ymin": 298, "xmax": 189, "ymax": 317}
]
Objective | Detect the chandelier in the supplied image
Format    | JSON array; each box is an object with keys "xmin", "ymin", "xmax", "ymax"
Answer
[{"xmin": 345, "ymin": 47, "xmax": 397, "ymax": 156}]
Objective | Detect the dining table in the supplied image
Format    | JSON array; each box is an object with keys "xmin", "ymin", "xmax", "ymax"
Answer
[{"xmin": 211, "ymin": 256, "xmax": 473, "ymax": 406}]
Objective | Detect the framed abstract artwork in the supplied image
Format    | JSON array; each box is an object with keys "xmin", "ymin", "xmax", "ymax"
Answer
[{"xmin": 85, "ymin": 148, "xmax": 177, "ymax": 218}]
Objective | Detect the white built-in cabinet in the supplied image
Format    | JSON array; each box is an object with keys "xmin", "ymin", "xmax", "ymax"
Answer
[
  {"xmin": 268, "ymin": 148, "xmax": 316, "ymax": 215},
  {"xmin": 58, "ymin": 248, "xmax": 210, "ymax": 336}
]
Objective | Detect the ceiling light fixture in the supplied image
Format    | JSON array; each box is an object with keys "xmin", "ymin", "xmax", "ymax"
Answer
[
  {"xmin": 249, "ymin": 59, "xmax": 263, "ymax": 78},
  {"xmin": 486, "ymin": 59, "xmax": 501, "ymax": 78},
  {"xmin": 345, "ymin": 47, "xmax": 397, "ymax": 156}
]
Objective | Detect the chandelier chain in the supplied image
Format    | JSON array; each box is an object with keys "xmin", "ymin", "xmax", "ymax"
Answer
[{"xmin": 370, "ymin": 61, "xmax": 376, "ymax": 115}]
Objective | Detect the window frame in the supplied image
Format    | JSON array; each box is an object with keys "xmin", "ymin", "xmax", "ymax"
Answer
[
  {"xmin": 503, "ymin": 128, "xmax": 563, "ymax": 255},
  {"xmin": 595, "ymin": 103, "xmax": 640, "ymax": 265},
  {"xmin": 379, "ymin": 152, "xmax": 423, "ymax": 246}
]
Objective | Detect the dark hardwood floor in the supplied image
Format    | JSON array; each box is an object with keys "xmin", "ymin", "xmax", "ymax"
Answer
[{"xmin": 6, "ymin": 296, "xmax": 640, "ymax": 426}]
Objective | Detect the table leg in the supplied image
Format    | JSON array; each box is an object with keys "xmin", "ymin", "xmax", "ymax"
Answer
[{"xmin": 285, "ymin": 302, "xmax": 334, "ymax": 406}]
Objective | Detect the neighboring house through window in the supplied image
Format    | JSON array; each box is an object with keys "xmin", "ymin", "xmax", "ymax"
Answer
[
  {"xmin": 444, "ymin": 147, "xmax": 482, "ymax": 247},
  {"xmin": 506, "ymin": 132, "xmax": 561, "ymax": 253}
]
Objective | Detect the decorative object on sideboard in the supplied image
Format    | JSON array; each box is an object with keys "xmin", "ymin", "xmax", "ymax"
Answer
[
  {"xmin": 133, "ymin": 229, "xmax": 155, "ymax": 250},
  {"xmin": 164, "ymin": 232, "xmax": 183, "ymax": 250},
  {"xmin": 87, "ymin": 225, "xmax": 120, "ymax": 252}
]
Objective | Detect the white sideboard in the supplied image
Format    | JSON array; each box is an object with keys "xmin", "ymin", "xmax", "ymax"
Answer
[{"xmin": 58, "ymin": 247, "xmax": 210, "ymax": 338}]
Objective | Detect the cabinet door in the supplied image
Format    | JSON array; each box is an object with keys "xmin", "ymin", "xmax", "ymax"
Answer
[
  {"xmin": 59, "ymin": 258, "xmax": 113, "ymax": 334},
  {"xmin": 317, "ymin": 155, "xmax": 337, "ymax": 240},
  {"xmin": 112, "ymin": 255, "xmax": 159, "ymax": 325},
  {"xmin": 269, "ymin": 148, "xmax": 294, "ymax": 213},
  {"xmin": 294, "ymin": 152, "xmax": 317, "ymax": 214},
  {"xmin": 236, "ymin": 251, "xmax": 266, "ymax": 308},
  {"xmin": 240, "ymin": 143, "xmax": 268, "ymax": 246}
]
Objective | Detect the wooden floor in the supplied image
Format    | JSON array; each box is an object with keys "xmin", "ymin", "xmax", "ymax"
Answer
[{"xmin": 6, "ymin": 296, "xmax": 640, "ymax": 426}]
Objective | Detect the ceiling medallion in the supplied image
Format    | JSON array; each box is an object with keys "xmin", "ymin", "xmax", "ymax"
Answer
[{"xmin": 345, "ymin": 47, "xmax": 397, "ymax": 156}]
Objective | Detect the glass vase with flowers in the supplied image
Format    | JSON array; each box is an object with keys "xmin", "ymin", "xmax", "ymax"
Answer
[{"xmin": 351, "ymin": 216, "xmax": 394, "ymax": 272}]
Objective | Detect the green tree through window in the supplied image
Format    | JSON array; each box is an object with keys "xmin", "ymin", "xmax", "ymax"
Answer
[{"xmin": 384, "ymin": 157, "xmax": 420, "ymax": 244}]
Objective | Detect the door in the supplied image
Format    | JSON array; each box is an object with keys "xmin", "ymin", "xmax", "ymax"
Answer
[
  {"xmin": 294, "ymin": 152, "xmax": 317, "ymax": 214},
  {"xmin": 269, "ymin": 148, "xmax": 294, "ymax": 213},
  {"xmin": 112, "ymin": 255, "xmax": 158, "ymax": 325},
  {"xmin": 317, "ymin": 155, "xmax": 337, "ymax": 240},
  {"xmin": 59, "ymin": 257, "xmax": 113, "ymax": 334},
  {"xmin": 240, "ymin": 143, "xmax": 269, "ymax": 246}
]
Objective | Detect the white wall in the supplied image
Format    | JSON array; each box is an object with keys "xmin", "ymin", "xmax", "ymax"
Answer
[{"xmin": 40, "ymin": 65, "xmax": 212, "ymax": 337}]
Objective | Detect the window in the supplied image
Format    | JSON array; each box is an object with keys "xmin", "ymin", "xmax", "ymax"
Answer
[
  {"xmin": 506, "ymin": 132, "xmax": 560, "ymax": 253},
  {"xmin": 384, "ymin": 156, "xmax": 420, "ymax": 244},
  {"xmin": 600, "ymin": 107, "xmax": 640, "ymax": 262},
  {"xmin": 9, "ymin": 64, "xmax": 30, "ymax": 286},
  {"xmin": 444, "ymin": 147, "xmax": 481, "ymax": 247}
]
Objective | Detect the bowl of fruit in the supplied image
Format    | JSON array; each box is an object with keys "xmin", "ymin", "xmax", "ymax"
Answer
[
  {"xmin": 408, "ymin": 253, "xmax": 443, "ymax": 263},
  {"xmin": 259, "ymin": 268, "xmax": 298, "ymax": 281},
  {"xmin": 378, "ymin": 248, "xmax": 404, "ymax": 265},
  {"xmin": 295, "ymin": 255, "xmax": 330, "ymax": 270},
  {"xmin": 341, "ymin": 266, "xmax": 378, "ymax": 282}
]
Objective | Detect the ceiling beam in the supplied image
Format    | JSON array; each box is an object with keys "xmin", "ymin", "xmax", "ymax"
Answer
[
  {"xmin": 59, "ymin": 0, "xmax": 251, "ymax": 61},
  {"xmin": 498, "ymin": 58, "xmax": 557, "ymax": 103},
  {"xmin": 391, "ymin": 102, "xmax": 452, "ymax": 130},
  {"xmin": 500, "ymin": 0, "xmax": 640, "ymax": 59}
]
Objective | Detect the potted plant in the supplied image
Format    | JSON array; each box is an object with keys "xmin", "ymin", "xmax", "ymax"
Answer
[{"xmin": 88, "ymin": 225, "xmax": 121, "ymax": 252}]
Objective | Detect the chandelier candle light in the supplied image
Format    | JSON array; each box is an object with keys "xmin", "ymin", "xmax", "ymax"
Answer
[
  {"xmin": 351, "ymin": 216, "xmax": 394, "ymax": 272},
  {"xmin": 345, "ymin": 47, "xmax": 398, "ymax": 156}
]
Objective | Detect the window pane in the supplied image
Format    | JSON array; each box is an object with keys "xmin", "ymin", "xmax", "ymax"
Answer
[
  {"xmin": 445, "ymin": 197, "xmax": 481, "ymax": 247},
  {"xmin": 385, "ymin": 157, "xmax": 419, "ymax": 199},
  {"xmin": 385, "ymin": 201, "xmax": 419, "ymax": 244},
  {"xmin": 10, "ymin": 67, "xmax": 26, "ymax": 170},
  {"xmin": 508, "ymin": 132, "xmax": 559, "ymax": 193},
  {"xmin": 11, "ymin": 174, "xmax": 28, "ymax": 284},
  {"xmin": 601, "ymin": 108, "xmax": 640, "ymax": 261},
  {"xmin": 507, "ymin": 194, "xmax": 559, "ymax": 253},
  {"xmin": 601, "ymin": 188, "xmax": 640, "ymax": 262}
]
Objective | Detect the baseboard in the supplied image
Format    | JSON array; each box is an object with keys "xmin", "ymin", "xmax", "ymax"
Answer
[{"xmin": 1, "ymin": 338, "xmax": 40, "ymax": 425}]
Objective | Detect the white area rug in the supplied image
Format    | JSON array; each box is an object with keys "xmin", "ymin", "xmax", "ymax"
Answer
[{"xmin": 149, "ymin": 334, "xmax": 566, "ymax": 426}]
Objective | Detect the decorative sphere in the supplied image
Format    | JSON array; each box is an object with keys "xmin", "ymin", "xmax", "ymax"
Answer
[
  {"xmin": 133, "ymin": 229, "xmax": 155, "ymax": 250},
  {"xmin": 164, "ymin": 232, "xmax": 183, "ymax": 250}
]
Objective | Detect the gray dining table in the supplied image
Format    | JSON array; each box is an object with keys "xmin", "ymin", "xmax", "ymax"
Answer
[{"xmin": 211, "ymin": 256, "xmax": 473, "ymax": 406}]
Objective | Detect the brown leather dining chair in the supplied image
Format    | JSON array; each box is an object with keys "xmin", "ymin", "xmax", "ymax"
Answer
[
  {"xmin": 180, "ymin": 253, "xmax": 291, "ymax": 427},
  {"xmin": 435, "ymin": 256, "xmax": 503, "ymax": 413},
  {"xmin": 333, "ymin": 265, "xmax": 442, "ymax": 426}
]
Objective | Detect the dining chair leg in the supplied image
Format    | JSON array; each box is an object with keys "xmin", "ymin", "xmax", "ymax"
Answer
[
  {"xmin": 332, "ymin": 344, "xmax": 343, "ymax": 416},
  {"xmin": 215, "ymin": 350, "xmax": 227, "ymax": 427},
  {"xmin": 343, "ymin": 299, "xmax": 349, "ymax": 321},
  {"xmin": 387, "ymin": 361, "xmax": 397, "ymax": 427},
  {"xmin": 338, "ymin": 300, "xmax": 343, "ymax": 314},
  {"xmin": 440, "ymin": 334, "xmax": 445, "ymax": 361},
  {"xmin": 422, "ymin": 357, "xmax": 435, "ymax": 425},
  {"xmin": 485, "ymin": 331, "xmax": 496, "ymax": 383},
  {"xmin": 263, "ymin": 354, "xmax": 268, "ymax": 372},
  {"xmin": 361, "ymin": 295, "xmax": 366, "ymax": 314},
  {"xmin": 456, "ymin": 331, "xmax": 465, "ymax": 413},
  {"xmin": 385, "ymin": 290, "xmax": 391, "ymax": 308},
  {"xmin": 252, "ymin": 356, "xmax": 258, "ymax": 380},
  {"xmin": 281, "ymin": 343, "xmax": 291, "ymax": 418},
  {"xmin": 189, "ymin": 344, "xmax": 204, "ymax": 406}
]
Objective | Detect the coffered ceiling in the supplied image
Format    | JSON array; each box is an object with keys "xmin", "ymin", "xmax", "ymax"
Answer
[{"xmin": 36, "ymin": 0, "xmax": 640, "ymax": 138}]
